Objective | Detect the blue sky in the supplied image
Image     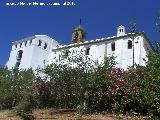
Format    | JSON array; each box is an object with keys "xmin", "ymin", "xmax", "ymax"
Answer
[{"xmin": 0, "ymin": 0, "xmax": 160, "ymax": 65}]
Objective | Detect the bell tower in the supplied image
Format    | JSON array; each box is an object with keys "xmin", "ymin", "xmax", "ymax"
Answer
[
  {"xmin": 117, "ymin": 25, "xmax": 125, "ymax": 37},
  {"xmin": 72, "ymin": 19, "xmax": 86, "ymax": 43}
]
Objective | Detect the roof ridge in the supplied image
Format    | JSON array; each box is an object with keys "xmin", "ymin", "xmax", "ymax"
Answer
[{"xmin": 52, "ymin": 32, "xmax": 145, "ymax": 50}]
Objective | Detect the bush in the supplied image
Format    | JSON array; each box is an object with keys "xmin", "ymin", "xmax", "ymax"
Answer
[
  {"xmin": 14, "ymin": 101, "xmax": 34, "ymax": 120},
  {"xmin": 43, "ymin": 64, "xmax": 82, "ymax": 108},
  {"xmin": 1, "ymin": 47, "xmax": 160, "ymax": 119},
  {"xmin": 33, "ymin": 79, "xmax": 53, "ymax": 108},
  {"xmin": 137, "ymin": 49, "xmax": 160, "ymax": 118}
]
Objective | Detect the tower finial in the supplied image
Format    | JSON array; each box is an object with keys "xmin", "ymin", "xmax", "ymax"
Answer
[{"xmin": 80, "ymin": 18, "xmax": 82, "ymax": 25}]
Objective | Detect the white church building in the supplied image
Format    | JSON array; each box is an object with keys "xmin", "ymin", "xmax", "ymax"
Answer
[{"xmin": 6, "ymin": 25, "xmax": 154, "ymax": 70}]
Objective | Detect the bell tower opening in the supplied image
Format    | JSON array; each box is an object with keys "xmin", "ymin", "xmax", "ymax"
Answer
[{"xmin": 72, "ymin": 19, "xmax": 86, "ymax": 44}]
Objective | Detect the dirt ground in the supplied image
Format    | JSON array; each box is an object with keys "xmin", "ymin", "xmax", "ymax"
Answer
[
  {"xmin": 0, "ymin": 108, "xmax": 148, "ymax": 120},
  {"xmin": 0, "ymin": 110, "xmax": 21, "ymax": 120}
]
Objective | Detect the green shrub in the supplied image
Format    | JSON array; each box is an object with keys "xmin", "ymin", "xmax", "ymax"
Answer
[
  {"xmin": 13, "ymin": 101, "xmax": 34, "ymax": 120},
  {"xmin": 77, "ymin": 102, "xmax": 87, "ymax": 114},
  {"xmin": 2, "ymin": 47, "xmax": 160, "ymax": 119}
]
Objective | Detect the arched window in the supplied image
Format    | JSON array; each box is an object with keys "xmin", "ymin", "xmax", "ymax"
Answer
[
  {"xmin": 85, "ymin": 48, "xmax": 90, "ymax": 55},
  {"xmin": 111, "ymin": 42, "xmax": 115, "ymax": 51},
  {"xmin": 44, "ymin": 43, "xmax": 47, "ymax": 49},
  {"xmin": 16, "ymin": 50, "xmax": 23, "ymax": 68},
  {"xmin": 74, "ymin": 31, "xmax": 78, "ymax": 39},
  {"xmin": 17, "ymin": 50, "xmax": 23, "ymax": 60},
  {"xmin": 38, "ymin": 40, "xmax": 42, "ymax": 46},
  {"xmin": 128, "ymin": 40, "xmax": 132, "ymax": 49}
]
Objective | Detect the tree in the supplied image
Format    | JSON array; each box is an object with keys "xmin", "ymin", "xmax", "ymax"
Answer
[{"xmin": 0, "ymin": 67, "xmax": 36, "ymax": 110}]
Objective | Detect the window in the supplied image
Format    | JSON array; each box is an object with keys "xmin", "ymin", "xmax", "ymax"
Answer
[
  {"xmin": 65, "ymin": 50, "xmax": 69, "ymax": 56},
  {"xmin": 44, "ymin": 43, "xmax": 47, "ymax": 49},
  {"xmin": 111, "ymin": 42, "xmax": 115, "ymax": 51},
  {"xmin": 74, "ymin": 31, "xmax": 78, "ymax": 39},
  {"xmin": 15, "ymin": 62, "xmax": 20, "ymax": 68},
  {"xmin": 16, "ymin": 50, "xmax": 23, "ymax": 68},
  {"xmin": 25, "ymin": 41, "xmax": 27, "ymax": 46},
  {"xmin": 30, "ymin": 40, "xmax": 32, "ymax": 45},
  {"xmin": 86, "ymin": 48, "xmax": 90, "ymax": 55},
  {"xmin": 128, "ymin": 40, "xmax": 132, "ymax": 49},
  {"xmin": 119, "ymin": 29, "xmax": 123, "ymax": 32},
  {"xmin": 17, "ymin": 50, "xmax": 23, "ymax": 59},
  {"xmin": 20, "ymin": 43, "xmax": 22, "ymax": 48},
  {"xmin": 38, "ymin": 40, "xmax": 42, "ymax": 46}
]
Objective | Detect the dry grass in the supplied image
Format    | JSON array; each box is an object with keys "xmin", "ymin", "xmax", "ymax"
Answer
[
  {"xmin": 32, "ymin": 108, "xmax": 116, "ymax": 120},
  {"xmin": 0, "ymin": 108, "xmax": 148, "ymax": 120},
  {"xmin": 0, "ymin": 110, "xmax": 21, "ymax": 120}
]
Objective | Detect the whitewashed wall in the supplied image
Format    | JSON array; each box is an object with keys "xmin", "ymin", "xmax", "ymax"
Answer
[
  {"xmin": 6, "ymin": 35, "xmax": 59, "ymax": 70},
  {"xmin": 48, "ymin": 34, "xmax": 151, "ymax": 70},
  {"xmin": 6, "ymin": 26, "xmax": 153, "ymax": 70}
]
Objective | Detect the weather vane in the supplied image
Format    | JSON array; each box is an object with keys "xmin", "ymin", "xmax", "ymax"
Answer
[{"xmin": 80, "ymin": 18, "xmax": 82, "ymax": 25}]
